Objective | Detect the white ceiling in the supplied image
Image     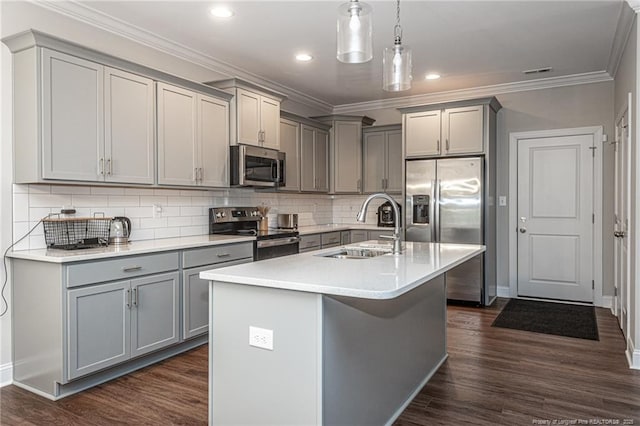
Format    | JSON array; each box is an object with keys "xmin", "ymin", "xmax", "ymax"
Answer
[{"xmin": 69, "ymin": 1, "xmax": 623, "ymax": 107}]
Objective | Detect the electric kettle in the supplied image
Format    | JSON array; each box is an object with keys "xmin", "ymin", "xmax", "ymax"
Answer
[{"xmin": 109, "ymin": 216, "xmax": 131, "ymax": 245}]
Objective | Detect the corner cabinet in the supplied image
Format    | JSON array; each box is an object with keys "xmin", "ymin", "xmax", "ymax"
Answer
[
  {"xmin": 362, "ymin": 125, "xmax": 402, "ymax": 193},
  {"xmin": 206, "ymin": 78, "xmax": 286, "ymax": 150},
  {"xmin": 311, "ymin": 115, "xmax": 375, "ymax": 194},
  {"xmin": 280, "ymin": 111, "xmax": 332, "ymax": 193},
  {"xmin": 401, "ymin": 99, "xmax": 500, "ymax": 158},
  {"xmin": 157, "ymin": 83, "xmax": 229, "ymax": 187}
]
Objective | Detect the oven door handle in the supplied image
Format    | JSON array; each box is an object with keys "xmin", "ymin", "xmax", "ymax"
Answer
[{"xmin": 256, "ymin": 237, "xmax": 300, "ymax": 248}]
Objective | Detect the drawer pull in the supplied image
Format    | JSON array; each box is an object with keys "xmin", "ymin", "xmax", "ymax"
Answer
[
  {"xmin": 122, "ymin": 265, "xmax": 142, "ymax": 272},
  {"xmin": 217, "ymin": 253, "xmax": 231, "ymax": 258}
]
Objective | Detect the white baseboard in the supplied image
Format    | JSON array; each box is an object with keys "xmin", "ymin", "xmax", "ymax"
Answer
[
  {"xmin": 627, "ymin": 338, "xmax": 640, "ymax": 370},
  {"xmin": 599, "ymin": 296, "xmax": 613, "ymax": 310},
  {"xmin": 0, "ymin": 362, "xmax": 13, "ymax": 387},
  {"xmin": 496, "ymin": 286, "xmax": 511, "ymax": 298}
]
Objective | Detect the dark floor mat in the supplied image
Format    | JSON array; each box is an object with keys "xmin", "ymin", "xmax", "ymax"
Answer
[{"xmin": 491, "ymin": 298, "xmax": 599, "ymax": 340}]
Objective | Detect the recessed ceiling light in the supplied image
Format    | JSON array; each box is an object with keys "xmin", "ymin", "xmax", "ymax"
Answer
[
  {"xmin": 295, "ymin": 53, "xmax": 313, "ymax": 62},
  {"xmin": 210, "ymin": 6, "xmax": 234, "ymax": 18},
  {"xmin": 425, "ymin": 73, "xmax": 441, "ymax": 80}
]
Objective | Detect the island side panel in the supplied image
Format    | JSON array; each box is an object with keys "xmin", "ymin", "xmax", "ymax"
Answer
[
  {"xmin": 322, "ymin": 274, "xmax": 447, "ymax": 425},
  {"xmin": 210, "ymin": 281, "xmax": 322, "ymax": 425}
]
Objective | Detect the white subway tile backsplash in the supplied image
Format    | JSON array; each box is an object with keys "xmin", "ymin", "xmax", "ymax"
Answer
[
  {"xmin": 29, "ymin": 236, "xmax": 47, "ymax": 250},
  {"xmin": 126, "ymin": 188, "xmax": 154, "ymax": 196},
  {"xmin": 180, "ymin": 225, "xmax": 207, "ymax": 237},
  {"xmin": 124, "ymin": 206, "xmax": 153, "ymax": 218},
  {"xmin": 160, "ymin": 206, "xmax": 180, "ymax": 217},
  {"xmin": 28, "ymin": 184, "xmax": 51, "ymax": 194},
  {"xmin": 13, "ymin": 194, "xmax": 29, "ymax": 221},
  {"xmin": 130, "ymin": 228, "xmax": 154, "ymax": 241},
  {"xmin": 13, "ymin": 184, "xmax": 28, "ymax": 194},
  {"xmin": 168, "ymin": 196, "xmax": 191, "ymax": 206},
  {"xmin": 140, "ymin": 217, "xmax": 168, "ymax": 229},
  {"xmin": 167, "ymin": 216, "xmax": 191, "ymax": 227},
  {"xmin": 180, "ymin": 206, "xmax": 203, "ymax": 216},
  {"xmin": 153, "ymin": 189, "xmax": 177, "ymax": 196},
  {"xmin": 51, "ymin": 185, "xmax": 91, "ymax": 195},
  {"xmin": 191, "ymin": 197, "xmax": 214, "ymax": 207},
  {"xmin": 29, "ymin": 208, "xmax": 52, "ymax": 222},
  {"xmin": 91, "ymin": 187, "xmax": 125, "ymax": 195},
  {"xmin": 140, "ymin": 196, "xmax": 168, "ymax": 206},
  {"xmin": 154, "ymin": 227, "xmax": 181, "ymax": 239},
  {"xmin": 29, "ymin": 194, "xmax": 72, "ymax": 208},
  {"xmin": 108, "ymin": 195, "xmax": 140, "ymax": 207},
  {"xmin": 71, "ymin": 195, "xmax": 109, "ymax": 207}
]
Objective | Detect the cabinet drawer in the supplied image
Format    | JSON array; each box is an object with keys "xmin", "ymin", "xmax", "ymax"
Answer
[
  {"xmin": 299, "ymin": 234, "xmax": 321, "ymax": 251},
  {"xmin": 183, "ymin": 243, "xmax": 253, "ymax": 269},
  {"xmin": 321, "ymin": 232, "xmax": 342, "ymax": 247},
  {"xmin": 66, "ymin": 252, "xmax": 179, "ymax": 288},
  {"xmin": 368, "ymin": 230, "xmax": 394, "ymax": 240}
]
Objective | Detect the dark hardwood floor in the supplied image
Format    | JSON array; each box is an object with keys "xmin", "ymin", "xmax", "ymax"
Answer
[{"xmin": 2, "ymin": 299, "xmax": 639, "ymax": 425}]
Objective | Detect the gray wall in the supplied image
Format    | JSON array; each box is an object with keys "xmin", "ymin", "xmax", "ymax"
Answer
[{"xmin": 353, "ymin": 82, "xmax": 616, "ymax": 296}]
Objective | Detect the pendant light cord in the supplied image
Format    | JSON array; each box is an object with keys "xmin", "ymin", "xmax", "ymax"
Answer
[{"xmin": 394, "ymin": 0, "xmax": 402, "ymax": 44}]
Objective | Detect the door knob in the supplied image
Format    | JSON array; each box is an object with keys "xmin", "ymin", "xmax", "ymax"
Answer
[{"xmin": 519, "ymin": 227, "xmax": 527, "ymax": 234}]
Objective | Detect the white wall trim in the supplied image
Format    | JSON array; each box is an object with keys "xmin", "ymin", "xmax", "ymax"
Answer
[
  {"xmin": 333, "ymin": 72, "xmax": 612, "ymax": 114},
  {"xmin": 608, "ymin": 2, "xmax": 637, "ymax": 78},
  {"xmin": 626, "ymin": 337, "xmax": 640, "ymax": 369},
  {"xmin": 600, "ymin": 296, "xmax": 613, "ymax": 311},
  {"xmin": 30, "ymin": 0, "xmax": 333, "ymax": 114},
  {"xmin": 508, "ymin": 126, "xmax": 605, "ymax": 305},
  {"xmin": 0, "ymin": 362, "xmax": 13, "ymax": 387},
  {"xmin": 496, "ymin": 286, "xmax": 511, "ymax": 298},
  {"xmin": 626, "ymin": 0, "xmax": 640, "ymax": 13}
]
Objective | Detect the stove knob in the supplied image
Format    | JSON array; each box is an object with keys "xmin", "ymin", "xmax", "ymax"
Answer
[
  {"xmin": 221, "ymin": 212, "xmax": 226, "ymax": 217},
  {"xmin": 215, "ymin": 212, "xmax": 222, "ymax": 218}
]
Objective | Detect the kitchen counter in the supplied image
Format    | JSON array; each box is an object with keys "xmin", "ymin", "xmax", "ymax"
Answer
[
  {"xmin": 201, "ymin": 242, "xmax": 484, "ymax": 299},
  {"xmin": 204, "ymin": 241, "xmax": 484, "ymax": 425},
  {"xmin": 7, "ymin": 234, "xmax": 255, "ymax": 263}
]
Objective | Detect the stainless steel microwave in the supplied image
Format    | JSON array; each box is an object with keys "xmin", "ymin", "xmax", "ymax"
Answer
[{"xmin": 230, "ymin": 144, "xmax": 283, "ymax": 187}]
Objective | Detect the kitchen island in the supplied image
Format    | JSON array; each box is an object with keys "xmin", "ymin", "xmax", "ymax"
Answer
[{"xmin": 200, "ymin": 241, "xmax": 484, "ymax": 425}]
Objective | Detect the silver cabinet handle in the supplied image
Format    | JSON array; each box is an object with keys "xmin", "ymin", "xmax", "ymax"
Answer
[
  {"xmin": 122, "ymin": 265, "xmax": 142, "ymax": 272},
  {"xmin": 357, "ymin": 179, "xmax": 361, "ymax": 191},
  {"xmin": 446, "ymin": 139, "xmax": 450, "ymax": 152},
  {"xmin": 614, "ymin": 231, "xmax": 626, "ymax": 238},
  {"xmin": 107, "ymin": 158, "xmax": 112, "ymax": 175},
  {"xmin": 132, "ymin": 288, "xmax": 138, "ymax": 307},
  {"xmin": 519, "ymin": 228, "xmax": 527, "ymax": 234},
  {"xmin": 126, "ymin": 289, "xmax": 131, "ymax": 309},
  {"xmin": 436, "ymin": 139, "xmax": 440, "ymax": 153},
  {"xmin": 99, "ymin": 158, "xmax": 105, "ymax": 175},
  {"xmin": 199, "ymin": 168, "xmax": 203, "ymax": 182},
  {"xmin": 217, "ymin": 253, "xmax": 231, "ymax": 258},
  {"xmin": 194, "ymin": 168, "xmax": 198, "ymax": 182}
]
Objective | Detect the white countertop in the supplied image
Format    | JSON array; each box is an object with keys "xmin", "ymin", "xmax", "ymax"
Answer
[
  {"xmin": 8, "ymin": 235, "xmax": 255, "ymax": 263},
  {"xmin": 296, "ymin": 224, "xmax": 395, "ymax": 235},
  {"xmin": 201, "ymin": 242, "xmax": 485, "ymax": 300}
]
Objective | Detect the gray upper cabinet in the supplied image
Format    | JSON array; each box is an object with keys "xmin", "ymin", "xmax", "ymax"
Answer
[
  {"xmin": 300, "ymin": 124, "xmax": 329, "ymax": 192},
  {"xmin": 157, "ymin": 83, "xmax": 229, "ymax": 187},
  {"xmin": 402, "ymin": 101, "xmax": 494, "ymax": 158},
  {"xmin": 279, "ymin": 118, "xmax": 301, "ymax": 191},
  {"xmin": 363, "ymin": 125, "xmax": 402, "ymax": 193},
  {"xmin": 311, "ymin": 115, "xmax": 375, "ymax": 194},
  {"xmin": 206, "ymin": 78, "xmax": 286, "ymax": 150},
  {"xmin": 5, "ymin": 30, "xmax": 233, "ymax": 187}
]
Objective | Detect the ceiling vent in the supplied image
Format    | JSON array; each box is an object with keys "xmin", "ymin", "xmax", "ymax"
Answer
[{"xmin": 522, "ymin": 67, "xmax": 553, "ymax": 75}]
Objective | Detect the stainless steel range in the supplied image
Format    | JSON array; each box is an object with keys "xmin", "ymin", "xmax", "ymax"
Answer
[{"xmin": 209, "ymin": 207, "xmax": 300, "ymax": 261}]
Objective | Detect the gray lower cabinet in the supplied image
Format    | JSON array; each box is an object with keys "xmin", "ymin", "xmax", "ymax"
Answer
[
  {"xmin": 350, "ymin": 230, "xmax": 368, "ymax": 243},
  {"xmin": 321, "ymin": 232, "xmax": 341, "ymax": 248},
  {"xmin": 182, "ymin": 243, "xmax": 253, "ymax": 339},
  {"xmin": 299, "ymin": 234, "xmax": 322, "ymax": 253},
  {"xmin": 67, "ymin": 271, "xmax": 179, "ymax": 380}
]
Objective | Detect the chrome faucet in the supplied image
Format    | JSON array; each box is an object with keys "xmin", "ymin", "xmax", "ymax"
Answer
[{"xmin": 356, "ymin": 193, "xmax": 403, "ymax": 254}]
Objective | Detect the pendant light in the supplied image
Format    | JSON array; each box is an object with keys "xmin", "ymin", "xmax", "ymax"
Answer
[
  {"xmin": 383, "ymin": 0, "xmax": 412, "ymax": 91},
  {"xmin": 337, "ymin": 0, "xmax": 373, "ymax": 63}
]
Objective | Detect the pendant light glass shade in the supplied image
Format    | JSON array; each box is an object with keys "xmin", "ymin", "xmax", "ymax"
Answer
[
  {"xmin": 383, "ymin": 43, "xmax": 412, "ymax": 91},
  {"xmin": 336, "ymin": 0, "xmax": 373, "ymax": 63}
]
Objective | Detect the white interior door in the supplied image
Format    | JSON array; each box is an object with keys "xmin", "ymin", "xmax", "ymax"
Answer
[
  {"xmin": 614, "ymin": 108, "xmax": 630, "ymax": 338},
  {"xmin": 517, "ymin": 134, "xmax": 594, "ymax": 302}
]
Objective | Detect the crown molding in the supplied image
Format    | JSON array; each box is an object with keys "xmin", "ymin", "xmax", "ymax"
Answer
[
  {"xmin": 332, "ymin": 71, "xmax": 613, "ymax": 114},
  {"xmin": 626, "ymin": 0, "xmax": 640, "ymax": 13},
  {"xmin": 29, "ymin": 0, "xmax": 333, "ymax": 114},
  {"xmin": 608, "ymin": 1, "xmax": 636, "ymax": 77}
]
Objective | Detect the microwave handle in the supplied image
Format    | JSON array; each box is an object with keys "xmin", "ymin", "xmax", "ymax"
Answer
[{"xmin": 272, "ymin": 158, "xmax": 281, "ymax": 183}]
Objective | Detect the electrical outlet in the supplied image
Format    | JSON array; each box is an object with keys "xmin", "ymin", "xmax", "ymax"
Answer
[
  {"xmin": 249, "ymin": 326, "xmax": 273, "ymax": 350},
  {"xmin": 152, "ymin": 204, "xmax": 163, "ymax": 218},
  {"xmin": 499, "ymin": 196, "xmax": 507, "ymax": 207}
]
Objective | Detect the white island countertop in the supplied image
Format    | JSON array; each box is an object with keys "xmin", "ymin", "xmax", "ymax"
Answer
[
  {"xmin": 8, "ymin": 234, "xmax": 255, "ymax": 263},
  {"xmin": 201, "ymin": 241, "xmax": 485, "ymax": 300}
]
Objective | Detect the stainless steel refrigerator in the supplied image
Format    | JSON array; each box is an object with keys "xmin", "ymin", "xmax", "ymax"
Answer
[{"xmin": 405, "ymin": 157, "xmax": 496, "ymax": 305}]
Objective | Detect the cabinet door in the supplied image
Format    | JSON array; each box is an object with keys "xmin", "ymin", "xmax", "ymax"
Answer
[
  {"xmin": 104, "ymin": 67, "xmax": 155, "ymax": 184},
  {"xmin": 157, "ymin": 83, "xmax": 198, "ymax": 186},
  {"xmin": 404, "ymin": 110, "xmax": 441, "ymax": 157},
  {"xmin": 350, "ymin": 230, "xmax": 368, "ymax": 243},
  {"xmin": 183, "ymin": 259, "xmax": 250, "ymax": 340},
  {"xmin": 332, "ymin": 121, "xmax": 362, "ymax": 193},
  {"xmin": 315, "ymin": 129, "xmax": 329, "ymax": 192},
  {"xmin": 279, "ymin": 119, "xmax": 300, "ymax": 191},
  {"xmin": 385, "ymin": 130, "xmax": 403, "ymax": 192},
  {"xmin": 199, "ymin": 94, "xmax": 229, "ymax": 187},
  {"xmin": 130, "ymin": 272, "xmax": 180, "ymax": 358},
  {"xmin": 42, "ymin": 49, "xmax": 103, "ymax": 181},
  {"xmin": 300, "ymin": 125, "xmax": 316, "ymax": 191},
  {"xmin": 442, "ymin": 106, "xmax": 484, "ymax": 155},
  {"xmin": 260, "ymin": 96, "xmax": 280, "ymax": 150},
  {"xmin": 67, "ymin": 281, "xmax": 130, "ymax": 380},
  {"xmin": 363, "ymin": 132, "xmax": 386, "ymax": 193},
  {"xmin": 236, "ymin": 88, "xmax": 261, "ymax": 146}
]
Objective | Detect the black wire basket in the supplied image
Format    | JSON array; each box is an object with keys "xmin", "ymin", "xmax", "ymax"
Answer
[{"xmin": 43, "ymin": 214, "xmax": 112, "ymax": 250}]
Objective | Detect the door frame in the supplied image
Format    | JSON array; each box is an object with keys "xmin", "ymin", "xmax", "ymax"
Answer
[{"xmin": 508, "ymin": 126, "xmax": 603, "ymax": 306}]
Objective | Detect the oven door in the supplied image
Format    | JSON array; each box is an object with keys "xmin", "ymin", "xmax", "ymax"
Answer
[
  {"xmin": 231, "ymin": 145, "xmax": 281, "ymax": 187},
  {"xmin": 255, "ymin": 237, "xmax": 300, "ymax": 261}
]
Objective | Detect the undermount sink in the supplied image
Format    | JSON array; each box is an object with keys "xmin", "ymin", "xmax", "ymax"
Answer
[{"xmin": 318, "ymin": 246, "xmax": 393, "ymax": 260}]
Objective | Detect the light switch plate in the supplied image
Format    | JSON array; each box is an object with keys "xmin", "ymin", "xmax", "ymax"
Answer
[
  {"xmin": 249, "ymin": 326, "xmax": 273, "ymax": 350},
  {"xmin": 499, "ymin": 196, "xmax": 507, "ymax": 207}
]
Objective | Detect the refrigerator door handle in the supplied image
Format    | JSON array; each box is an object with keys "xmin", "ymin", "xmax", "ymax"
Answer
[{"xmin": 434, "ymin": 179, "xmax": 440, "ymax": 242}]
